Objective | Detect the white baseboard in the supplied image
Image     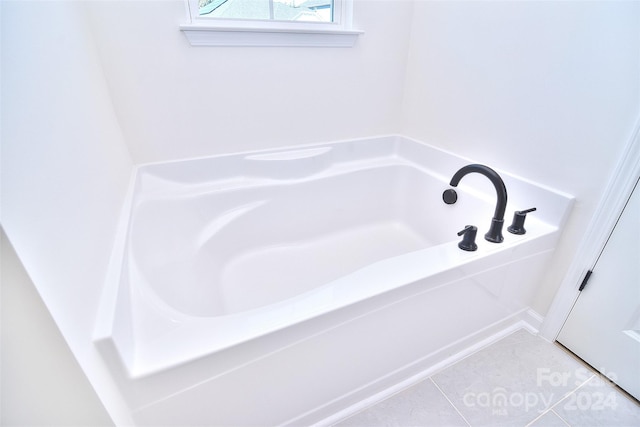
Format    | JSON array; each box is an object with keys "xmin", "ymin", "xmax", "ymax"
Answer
[
  {"xmin": 519, "ymin": 308, "xmax": 544, "ymax": 335},
  {"xmin": 285, "ymin": 309, "xmax": 545, "ymax": 427}
]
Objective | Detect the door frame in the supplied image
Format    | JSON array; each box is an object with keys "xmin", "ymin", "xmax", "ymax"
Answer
[{"xmin": 540, "ymin": 118, "xmax": 640, "ymax": 342}]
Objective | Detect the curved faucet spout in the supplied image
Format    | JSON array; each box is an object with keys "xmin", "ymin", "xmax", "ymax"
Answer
[
  {"xmin": 449, "ymin": 164, "xmax": 508, "ymax": 243},
  {"xmin": 450, "ymin": 164, "xmax": 508, "ymax": 220}
]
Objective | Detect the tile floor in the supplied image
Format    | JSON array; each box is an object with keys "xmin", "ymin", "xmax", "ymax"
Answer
[{"xmin": 335, "ymin": 329, "xmax": 640, "ymax": 426}]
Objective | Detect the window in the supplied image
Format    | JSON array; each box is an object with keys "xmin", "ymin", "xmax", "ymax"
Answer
[
  {"xmin": 181, "ymin": 0, "xmax": 362, "ymax": 47},
  {"xmin": 199, "ymin": 0, "xmax": 335, "ymax": 23}
]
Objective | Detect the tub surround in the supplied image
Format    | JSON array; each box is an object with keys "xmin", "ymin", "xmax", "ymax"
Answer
[{"xmin": 93, "ymin": 135, "xmax": 573, "ymax": 425}]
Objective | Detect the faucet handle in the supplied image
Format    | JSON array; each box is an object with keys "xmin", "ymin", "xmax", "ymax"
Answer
[
  {"xmin": 507, "ymin": 207, "xmax": 537, "ymax": 235},
  {"xmin": 457, "ymin": 225, "xmax": 478, "ymax": 251}
]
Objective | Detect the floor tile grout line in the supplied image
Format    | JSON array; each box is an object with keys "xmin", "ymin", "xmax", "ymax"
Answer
[
  {"xmin": 556, "ymin": 342, "xmax": 640, "ymax": 408},
  {"xmin": 523, "ymin": 411, "xmax": 547, "ymax": 427},
  {"xmin": 522, "ymin": 370, "xmax": 590, "ymax": 427},
  {"xmin": 523, "ymin": 407, "xmax": 572, "ymax": 427},
  {"xmin": 525, "ymin": 408, "xmax": 551, "ymax": 427},
  {"xmin": 424, "ymin": 331, "xmax": 594, "ymax": 427},
  {"xmin": 550, "ymin": 408, "xmax": 572, "ymax": 427},
  {"xmin": 544, "ymin": 372, "xmax": 596, "ymax": 425},
  {"xmin": 429, "ymin": 377, "xmax": 472, "ymax": 427}
]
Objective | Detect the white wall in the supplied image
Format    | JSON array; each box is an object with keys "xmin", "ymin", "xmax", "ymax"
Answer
[
  {"xmin": 1, "ymin": 230, "xmax": 114, "ymax": 426},
  {"xmin": 1, "ymin": 0, "xmax": 134, "ymax": 424},
  {"xmin": 84, "ymin": 0, "xmax": 415, "ymax": 163},
  {"xmin": 401, "ymin": 0, "xmax": 640, "ymax": 314}
]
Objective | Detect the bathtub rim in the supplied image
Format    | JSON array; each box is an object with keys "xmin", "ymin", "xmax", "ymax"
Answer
[{"xmin": 93, "ymin": 134, "xmax": 575, "ymax": 379}]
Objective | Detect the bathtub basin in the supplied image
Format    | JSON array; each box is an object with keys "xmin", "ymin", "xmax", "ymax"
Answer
[{"xmin": 95, "ymin": 135, "xmax": 573, "ymax": 384}]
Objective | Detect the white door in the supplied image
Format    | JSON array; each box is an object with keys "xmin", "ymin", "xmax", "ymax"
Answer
[{"xmin": 557, "ymin": 178, "xmax": 640, "ymax": 400}]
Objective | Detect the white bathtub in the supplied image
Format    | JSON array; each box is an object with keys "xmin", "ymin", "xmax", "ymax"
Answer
[{"xmin": 94, "ymin": 135, "xmax": 573, "ymax": 424}]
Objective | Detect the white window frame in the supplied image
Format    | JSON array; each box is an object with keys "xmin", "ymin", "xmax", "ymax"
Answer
[{"xmin": 180, "ymin": 0, "xmax": 362, "ymax": 47}]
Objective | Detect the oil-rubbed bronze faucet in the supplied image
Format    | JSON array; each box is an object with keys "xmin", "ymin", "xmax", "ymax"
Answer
[{"xmin": 443, "ymin": 164, "xmax": 508, "ymax": 243}]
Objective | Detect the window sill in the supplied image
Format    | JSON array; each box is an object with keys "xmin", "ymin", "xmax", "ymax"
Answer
[{"xmin": 179, "ymin": 24, "xmax": 363, "ymax": 47}]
